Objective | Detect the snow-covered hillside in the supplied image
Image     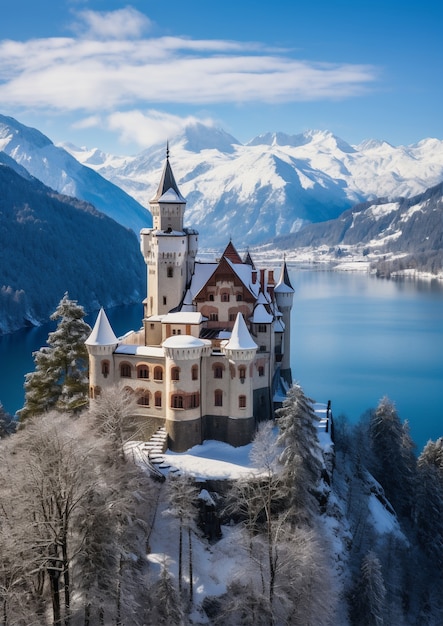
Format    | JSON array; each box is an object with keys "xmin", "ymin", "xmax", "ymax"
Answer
[
  {"xmin": 0, "ymin": 114, "xmax": 151, "ymax": 233},
  {"xmin": 64, "ymin": 123, "xmax": 443, "ymax": 247}
]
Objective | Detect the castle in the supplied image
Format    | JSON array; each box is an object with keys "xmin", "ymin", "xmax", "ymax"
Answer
[{"xmin": 86, "ymin": 148, "xmax": 294, "ymax": 452}]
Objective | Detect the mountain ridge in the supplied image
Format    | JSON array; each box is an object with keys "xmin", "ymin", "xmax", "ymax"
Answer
[
  {"xmin": 0, "ymin": 159, "xmax": 145, "ymax": 334},
  {"xmin": 62, "ymin": 122, "xmax": 443, "ymax": 248}
]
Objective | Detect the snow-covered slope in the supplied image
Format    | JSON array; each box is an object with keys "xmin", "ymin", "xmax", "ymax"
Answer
[
  {"xmin": 0, "ymin": 115, "xmax": 151, "ymax": 233},
  {"xmin": 64, "ymin": 123, "xmax": 443, "ymax": 248}
]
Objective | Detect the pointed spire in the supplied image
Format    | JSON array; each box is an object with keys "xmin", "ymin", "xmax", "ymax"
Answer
[
  {"xmin": 85, "ymin": 308, "xmax": 118, "ymax": 346},
  {"xmin": 275, "ymin": 259, "xmax": 294, "ymax": 293},
  {"xmin": 150, "ymin": 144, "xmax": 186, "ymax": 203},
  {"xmin": 222, "ymin": 240, "xmax": 242, "ymax": 264},
  {"xmin": 224, "ymin": 313, "xmax": 257, "ymax": 351}
]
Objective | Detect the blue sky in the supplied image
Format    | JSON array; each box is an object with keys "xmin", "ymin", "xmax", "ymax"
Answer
[{"xmin": 1, "ymin": 0, "xmax": 442, "ymax": 154}]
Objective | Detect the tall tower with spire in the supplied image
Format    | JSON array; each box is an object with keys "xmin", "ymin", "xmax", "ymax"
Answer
[
  {"xmin": 140, "ymin": 147, "xmax": 198, "ymax": 319},
  {"xmin": 274, "ymin": 259, "xmax": 295, "ymax": 385}
]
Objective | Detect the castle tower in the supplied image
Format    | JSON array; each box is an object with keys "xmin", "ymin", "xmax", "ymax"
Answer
[
  {"xmin": 222, "ymin": 313, "xmax": 258, "ymax": 446},
  {"xmin": 163, "ymin": 335, "xmax": 211, "ymax": 452},
  {"xmin": 274, "ymin": 260, "xmax": 294, "ymax": 385},
  {"xmin": 140, "ymin": 146, "xmax": 198, "ymax": 320},
  {"xmin": 85, "ymin": 308, "xmax": 118, "ymax": 397}
]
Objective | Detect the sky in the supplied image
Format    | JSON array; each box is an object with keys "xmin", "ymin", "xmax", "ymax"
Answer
[{"xmin": 0, "ymin": 0, "xmax": 442, "ymax": 155}]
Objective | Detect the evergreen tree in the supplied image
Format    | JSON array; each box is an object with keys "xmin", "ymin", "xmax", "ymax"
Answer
[
  {"xmin": 350, "ymin": 551, "xmax": 386, "ymax": 626},
  {"xmin": 275, "ymin": 383, "xmax": 323, "ymax": 523},
  {"xmin": 369, "ymin": 397, "xmax": 416, "ymax": 517},
  {"xmin": 415, "ymin": 438, "xmax": 443, "ymax": 567},
  {"xmin": 0, "ymin": 402, "xmax": 15, "ymax": 436},
  {"xmin": 20, "ymin": 293, "xmax": 91, "ymax": 420}
]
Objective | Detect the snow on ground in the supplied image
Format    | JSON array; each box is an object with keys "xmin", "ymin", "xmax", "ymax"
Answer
[{"xmin": 163, "ymin": 440, "xmax": 257, "ymax": 480}]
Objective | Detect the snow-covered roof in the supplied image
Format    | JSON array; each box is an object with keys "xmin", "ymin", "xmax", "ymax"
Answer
[
  {"xmin": 274, "ymin": 318, "xmax": 285, "ymax": 332},
  {"xmin": 162, "ymin": 335, "xmax": 207, "ymax": 349},
  {"xmin": 189, "ymin": 262, "xmax": 218, "ymax": 298},
  {"xmin": 223, "ymin": 313, "xmax": 257, "ymax": 351},
  {"xmin": 150, "ymin": 151, "xmax": 186, "ymax": 203},
  {"xmin": 275, "ymin": 261, "xmax": 295, "ymax": 293},
  {"xmin": 162, "ymin": 312, "xmax": 206, "ymax": 325},
  {"xmin": 256, "ymin": 291, "xmax": 270, "ymax": 305},
  {"xmin": 85, "ymin": 308, "xmax": 118, "ymax": 346},
  {"xmin": 158, "ymin": 188, "xmax": 185, "ymax": 204},
  {"xmin": 115, "ymin": 345, "xmax": 164, "ymax": 357},
  {"xmin": 251, "ymin": 303, "xmax": 273, "ymax": 324},
  {"xmin": 225, "ymin": 257, "xmax": 259, "ymax": 298}
]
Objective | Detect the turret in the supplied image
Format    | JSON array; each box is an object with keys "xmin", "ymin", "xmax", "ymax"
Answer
[
  {"xmin": 274, "ymin": 260, "xmax": 294, "ymax": 385},
  {"xmin": 85, "ymin": 308, "xmax": 118, "ymax": 396},
  {"xmin": 222, "ymin": 313, "xmax": 257, "ymax": 445},
  {"xmin": 162, "ymin": 334, "xmax": 211, "ymax": 451}
]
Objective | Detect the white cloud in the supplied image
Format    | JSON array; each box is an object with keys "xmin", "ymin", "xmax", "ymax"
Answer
[
  {"xmin": 0, "ymin": 9, "xmax": 378, "ymax": 114},
  {"xmin": 72, "ymin": 7, "xmax": 152, "ymax": 40},
  {"xmin": 106, "ymin": 110, "xmax": 215, "ymax": 147}
]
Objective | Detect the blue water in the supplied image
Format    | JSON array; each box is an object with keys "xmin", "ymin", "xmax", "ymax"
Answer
[
  {"xmin": 290, "ymin": 270, "xmax": 443, "ymax": 451},
  {"xmin": 0, "ymin": 272, "xmax": 442, "ymax": 452}
]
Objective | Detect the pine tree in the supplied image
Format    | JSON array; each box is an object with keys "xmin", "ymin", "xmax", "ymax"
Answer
[
  {"xmin": 369, "ymin": 397, "xmax": 416, "ymax": 517},
  {"xmin": 350, "ymin": 551, "xmax": 386, "ymax": 626},
  {"xmin": 275, "ymin": 383, "xmax": 323, "ymax": 523},
  {"xmin": 415, "ymin": 438, "xmax": 443, "ymax": 567},
  {"xmin": 20, "ymin": 293, "xmax": 91, "ymax": 420}
]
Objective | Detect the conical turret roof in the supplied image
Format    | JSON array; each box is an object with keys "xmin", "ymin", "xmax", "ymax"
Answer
[
  {"xmin": 275, "ymin": 260, "xmax": 294, "ymax": 293},
  {"xmin": 85, "ymin": 308, "xmax": 118, "ymax": 346},
  {"xmin": 224, "ymin": 313, "xmax": 257, "ymax": 351},
  {"xmin": 150, "ymin": 144, "xmax": 186, "ymax": 203}
]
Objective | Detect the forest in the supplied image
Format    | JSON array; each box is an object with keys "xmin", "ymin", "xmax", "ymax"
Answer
[{"xmin": 0, "ymin": 297, "xmax": 442, "ymax": 625}]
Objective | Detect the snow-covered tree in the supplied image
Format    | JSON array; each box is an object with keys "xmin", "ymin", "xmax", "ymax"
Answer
[
  {"xmin": 149, "ymin": 558, "xmax": 185, "ymax": 625},
  {"xmin": 87, "ymin": 384, "xmax": 140, "ymax": 462},
  {"xmin": 275, "ymin": 383, "xmax": 323, "ymax": 524},
  {"xmin": 415, "ymin": 438, "xmax": 443, "ymax": 567},
  {"xmin": 20, "ymin": 293, "xmax": 91, "ymax": 420},
  {"xmin": 369, "ymin": 397, "xmax": 416, "ymax": 517},
  {"xmin": 0, "ymin": 402, "xmax": 14, "ymax": 436},
  {"xmin": 164, "ymin": 473, "xmax": 199, "ymax": 603},
  {"xmin": 349, "ymin": 550, "xmax": 386, "ymax": 626}
]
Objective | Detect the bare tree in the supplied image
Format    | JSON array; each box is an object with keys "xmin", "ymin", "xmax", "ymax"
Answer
[{"xmin": 164, "ymin": 473, "xmax": 199, "ymax": 604}]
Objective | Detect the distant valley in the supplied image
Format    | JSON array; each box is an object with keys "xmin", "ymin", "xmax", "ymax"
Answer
[{"xmin": 1, "ymin": 113, "xmax": 442, "ymax": 333}]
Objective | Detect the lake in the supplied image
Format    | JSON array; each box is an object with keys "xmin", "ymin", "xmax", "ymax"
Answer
[{"xmin": 0, "ymin": 271, "xmax": 442, "ymax": 452}]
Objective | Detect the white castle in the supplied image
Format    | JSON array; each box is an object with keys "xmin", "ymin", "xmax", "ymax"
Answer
[{"xmin": 86, "ymin": 148, "xmax": 294, "ymax": 452}]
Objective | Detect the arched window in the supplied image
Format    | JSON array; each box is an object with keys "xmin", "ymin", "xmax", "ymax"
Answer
[
  {"xmin": 213, "ymin": 363, "xmax": 224, "ymax": 379},
  {"xmin": 137, "ymin": 364, "xmax": 149, "ymax": 379},
  {"xmin": 258, "ymin": 365, "xmax": 265, "ymax": 377},
  {"xmin": 209, "ymin": 294, "xmax": 215, "ymax": 301},
  {"xmin": 191, "ymin": 365, "xmax": 198, "ymax": 381},
  {"xmin": 239, "ymin": 366, "xmax": 246, "ymax": 381},
  {"xmin": 167, "ymin": 266, "xmax": 174, "ymax": 278},
  {"xmin": 153, "ymin": 366, "xmax": 163, "ymax": 381},
  {"xmin": 120, "ymin": 362, "xmax": 132, "ymax": 378},
  {"xmin": 171, "ymin": 366, "xmax": 180, "ymax": 381},
  {"xmin": 101, "ymin": 360, "xmax": 110, "ymax": 377},
  {"xmin": 214, "ymin": 389, "xmax": 223, "ymax": 407},
  {"xmin": 155, "ymin": 391, "xmax": 162, "ymax": 407},
  {"xmin": 236, "ymin": 293, "xmax": 243, "ymax": 302},
  {"xmin": 221, "ymin": 292, "xmax": 230, "ymax": 302},
  {"xmin": 172, "ymin": 394, "xmax": 184, "ymax": 409},
  {"xmin": 239, "ymin": 395, "xmax": 246, "ymax": 408},
  {"xmin": 137, "ymin": 391, "xmax": 150, "ymax": 406}
]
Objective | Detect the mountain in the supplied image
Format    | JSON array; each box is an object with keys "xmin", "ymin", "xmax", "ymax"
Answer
[
  {"xmin": 0, "ymin": 114, "xmax": 151, "ymax": 233},
  {"xmin": 64, "ymin": 123, "xmax": 443, "ymax": 248},
  {"xmin": 265, "ymin": 181, "xmax": 443, "ymax": 275},
  {"xmin": 0, "ymin": 156, "xmax": 145, "ymax": 334}
]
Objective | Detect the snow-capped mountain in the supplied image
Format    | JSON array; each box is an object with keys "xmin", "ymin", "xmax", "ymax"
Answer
[
  {"xmin": 64, "ymin": 123, "xmax": 443, "ymax": 248},
  {"xmin": 0, "ymin": 156, "xmax": 145, "ymax": 333},
  {"xmin": 0, "ymin": 114, "xmax": 151, "ymax": 233}
]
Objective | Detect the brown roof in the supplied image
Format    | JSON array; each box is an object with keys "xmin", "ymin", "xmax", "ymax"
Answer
[{"xmin": 221, "ymin": 240, "xmax": 243, "ymax": 264}]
